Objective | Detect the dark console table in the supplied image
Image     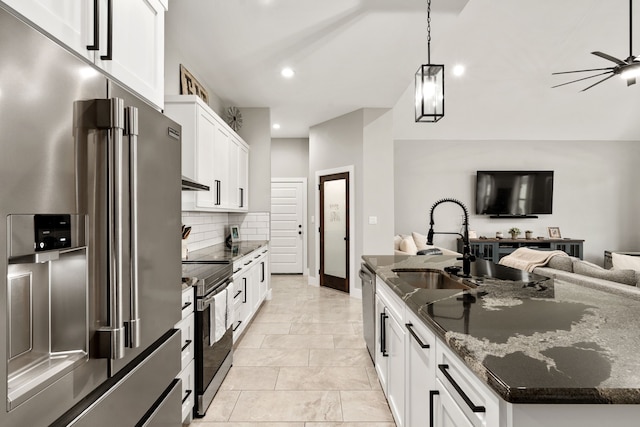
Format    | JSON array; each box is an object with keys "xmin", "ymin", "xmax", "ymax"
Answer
[{"xmin": 458, "ymin": 238, "xmax": 584, "ymax": 263}]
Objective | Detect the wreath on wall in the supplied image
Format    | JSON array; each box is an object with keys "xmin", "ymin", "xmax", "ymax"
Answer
[{"xmin": 225, "ymin": 106, "xmax": 243, "ymax": 131}]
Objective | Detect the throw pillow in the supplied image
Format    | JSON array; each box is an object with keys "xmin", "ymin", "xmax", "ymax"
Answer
[
  {"xmin": 400, "ymin": 236, "xmax": 418, "ymax": 255},
  {"xmin": 412, "ymin": 231, "xmax": 429, "ymax": 250},
  {"xmin": 573, "ymin": 260, "xmax": 637, "ymax": 286},
  {"xmin": 546, "ymin": 255, "xmax": 574, "ymax": 272},
  {"xmin": 612, "ymin": 253, "xmax": 640, "ymax": 271},
  {"xmin": 393, "ymin": 235, "xmax": 403, "ymax": 251}
]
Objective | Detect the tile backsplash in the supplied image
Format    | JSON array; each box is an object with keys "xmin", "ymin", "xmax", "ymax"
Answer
[
  {"xmin": 181, "ymin": 211, "xmax": 270, "ymax": 252},
  {"xmin": 229, "ymin": 212, "xmax": 270, "ymax": 241},
  {"xmin": 181, "ymin": 211, "xmax": 229, "ymax": 251}
]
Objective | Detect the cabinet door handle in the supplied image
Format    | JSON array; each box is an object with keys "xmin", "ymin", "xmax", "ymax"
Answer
[
  {"xmin": 233, "ymin": 289, "xmax": 242, "ymax": 299},
  {"xmin": 406, "ymin": 323, "xmax": 430, "ymax": 349},
  {"xmin": 100, "ymin": 0, "xmax": 113, "ymax": 60},
  {"xmin": 181, "ymin": 301, "xmax": 192, "ymax": 310},
  {"xmin": 380, "ymin": 311, "xmax": 388, "ymax": 357},
  {"xmin": 429, "ymin": 390, "xmax": 439, "ymax": 427},
  {"xmin": 242, "ymin": 278, "xmax": 247, "ymax": 303},
  {"xmin": 182, "ymin": 389, "xmax": 192, "ymax": 404},
  {"xmin": 438, "ymin": 364, "xmax": 486, "ymax": 413},
  {"xmin": 214, "ymin": 180, "xmax": 221, "ymax": 205},
  {"xmin": 181, "ymin": 339, "xmax": 192, "ymax": 352},
  {"xmin": 233, "ymin": 320, "xmax": 242, "ymax": 331},
  {"xmin": 87, "ymin": 0, "xmax": 100, "ymax": 50},
  {"xmin": 239, "ymin": 187, "xmax": 244, "ymax": 207}
]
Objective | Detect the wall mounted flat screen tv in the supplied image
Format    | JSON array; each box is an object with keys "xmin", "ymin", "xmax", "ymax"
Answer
[{"xmin": 476, "ymin": 171, "xmax": 554, "ymax": 216}]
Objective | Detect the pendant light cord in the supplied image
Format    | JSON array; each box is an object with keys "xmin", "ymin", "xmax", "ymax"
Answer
[
  {"xmin": 427, "ymin": 0, "xmax": 432, "ymax": 63},
  {"xmin": 630, "ymin": 0, "xmax": 633, "ymax": 58}
]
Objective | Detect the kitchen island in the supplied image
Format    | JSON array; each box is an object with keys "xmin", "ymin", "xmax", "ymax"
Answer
[{"xmin": 364, "ymin": 254, "xmax": 640, "ymax": 427}]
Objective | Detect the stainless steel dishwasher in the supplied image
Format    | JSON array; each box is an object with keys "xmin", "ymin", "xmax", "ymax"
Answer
[{"xmin": 359, "ymin": 263, "xmax": 376, "ymax": 363}]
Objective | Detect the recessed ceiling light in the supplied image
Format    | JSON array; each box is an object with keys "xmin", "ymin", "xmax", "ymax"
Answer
[
  {"xmin": 281, "ymin": 67, "xmax": 295, "ymax": 78},
  {"xmin": 452, "ymin": 64, "xmax": 465, "ymax": 77},
  {"xmin": 272, "ymin": 123, "xmax": 281, "ymax": 130}
]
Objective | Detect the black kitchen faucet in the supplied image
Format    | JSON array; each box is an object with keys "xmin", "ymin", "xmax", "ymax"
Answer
[{"xmin": 426, "ymin": 198, "xmax": 476, "ymax": 277}]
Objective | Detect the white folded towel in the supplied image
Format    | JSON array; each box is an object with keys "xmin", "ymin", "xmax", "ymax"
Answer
[
  {"xmin": 226, "ymin": 281, "xmax": 235, "ymax": 329},
  {"xmin": 499, "ymin": 247, "xmax": 568, "ymax": 272},
  {"xmin": 209, "ymin": 288, "xmax": 227, "ymax": 346}
]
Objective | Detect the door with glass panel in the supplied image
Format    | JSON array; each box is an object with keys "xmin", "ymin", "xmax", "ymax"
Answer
[{"xmin": 319, "ymin": 172, "xmax": 349, "ymax": 293}]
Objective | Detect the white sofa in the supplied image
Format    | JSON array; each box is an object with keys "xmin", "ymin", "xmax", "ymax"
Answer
[
  {"xmin": 531, "ymin": 252, "xmax": 640, "ymax": 290},
  {"xmin": 394, "ymin": 231, "xmax": 461, "ymax": 256}
]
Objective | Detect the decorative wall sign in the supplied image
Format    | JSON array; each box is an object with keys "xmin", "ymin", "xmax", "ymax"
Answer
[{"xmin": 179, "ymin": 64, "xmax": 209, "ymax": 104}]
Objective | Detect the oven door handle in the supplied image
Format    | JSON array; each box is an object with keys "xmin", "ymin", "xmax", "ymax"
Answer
[{"xmin": 197, "ymin": 280, "xmax": 231, "ymax": 311}]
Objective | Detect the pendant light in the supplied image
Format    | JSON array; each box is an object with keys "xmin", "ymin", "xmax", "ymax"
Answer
[{"xmin": 415, "ymin": 0, "xmax": 444, "ymax": 122}]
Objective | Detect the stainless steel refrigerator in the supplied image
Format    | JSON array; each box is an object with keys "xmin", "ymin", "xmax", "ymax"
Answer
[{"xmin": 1, "ymin": 5, "xmax": 182, "ymax": 426}]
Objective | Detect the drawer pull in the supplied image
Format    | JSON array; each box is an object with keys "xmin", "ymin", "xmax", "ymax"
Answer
[
  {"xmin": 406, "ymin": 323, "xmax": 430, "ymax": 349},
  {"xmin": 233, "ymin": 320, "xmax": 242, "ymax": 331},
  {"xmin": 181, "ymin": 301, "xmax": 192, "ymax": 310},
  {"xmin": 438, "ymin": 364, "xmax": 486, "ymax": 413},
  {"xmin": 429, "ymin": 390, "xmax": 439, "ymax": 427},
  {"xmin": 181, "ymin": 339, "xmax": 192, "ymax": 352},
  {"xmin": 182, "ymin": 389, "xmax": 192, "ymax": 404}
]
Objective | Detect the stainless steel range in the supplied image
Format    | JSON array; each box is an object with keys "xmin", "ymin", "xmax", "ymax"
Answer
[{"xmin": 182, "ymin": 259, "xmax": 234, "ymax": 417}]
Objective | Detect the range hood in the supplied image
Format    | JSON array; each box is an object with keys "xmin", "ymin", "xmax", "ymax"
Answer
[{"xmin": 181, "ymin": 175, "xmax": 210, "ymax": 191}]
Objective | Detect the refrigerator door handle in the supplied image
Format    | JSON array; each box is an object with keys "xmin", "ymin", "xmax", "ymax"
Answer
[
  {"xmin": 126, "ymin": 106, "xmax": 141, "ymax": 349},
  {"xmin": 91, "ymin": 97, "xmax": 126, "ymax": 360}
]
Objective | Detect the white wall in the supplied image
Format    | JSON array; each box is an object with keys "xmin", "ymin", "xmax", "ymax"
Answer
[
  {"xmin": 309, "ymin": 110, "xmax": 363, "ymax": 288},
  {"xmin": 164, "ymin": 9, "xmax": 224, "ymax": 114},
  {"xmin": 237, "ymin": 108, "xmax": 272, "ymax": 212},
  {"xmin": 394, "ymin": 140, "xmax": 640, "ymax": 264},
  {"xmin": 363, "ymin": 109, "xmax": 395, "ymax": 256},
  {"xmin": 308, "ymin": 108, "xmax": 395, "ymax": 291},
  {"xmin": 271, "ymin": 138, "xmax": 309, "ymax": 178}
]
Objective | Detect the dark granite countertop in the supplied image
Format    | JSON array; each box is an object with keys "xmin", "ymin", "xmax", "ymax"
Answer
[
  {"xmin": 183, "ymin": 240, "xmax": 269, "ymax": 264},
  {"xmin": 363, "ymin": 254, "xmax": 640, "ymax": 404}
]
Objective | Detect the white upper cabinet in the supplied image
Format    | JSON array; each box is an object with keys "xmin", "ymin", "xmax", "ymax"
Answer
[
  {"xmin": 237, "ymin": 141, "xmax": 249, "ymax": 210},
  {"xmin": 165, "ymin": 95, "xmax": 250, "ymax": 213},
  {"xmin": 95, "ymin": 0, "xmax": 165, "ymax": 108},
  {"xmin": 1, "ymin": 0, "xmax": 166, "ymax": 108},
  {"xmin": 1, "ymin": 0, "xmax": 93, "ymax": 60}
]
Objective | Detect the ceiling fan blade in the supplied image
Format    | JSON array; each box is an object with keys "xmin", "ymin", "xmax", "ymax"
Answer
[
  {"xmin": 591, "ymin": 51, "xmax": 626, "ymax": 65},
  {"xmin": 627, "ymin": 77, "xmax": 636, "ymax": 86},
  {"xmin": 551, "ymin": 71, "xmax": 613, "ymax": 88},
  {"xmin": 581, "ymin": 74, "xmax": 615, "ymax": 91},
  {"xmin": 552, "ymin": 67, "xmax": 615, "ymax": 75}
]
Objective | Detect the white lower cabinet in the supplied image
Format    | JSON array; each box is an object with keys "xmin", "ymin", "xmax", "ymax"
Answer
[
  {"xmin": 176, "ymin": 286, "xmax": 195, "ymax": 424},
  {"xmin": 375, "ymin": 278, "xmax": 405, "ymax": 427},
  {"xmin": 432, "ymin": 378, "xmax": 474, "ymax": 427},
  {"xmin": 435, "ymin": 342, "xmax": 500, "ymax": 427},
  {"xmin": 232, "ymin": 245, "xmax": 270, "ymax": 342},
  {"xmin": 405, "ymin": 308, "xmax": 436, "ymax": 427},
  {"xmin": 375, "ymin": 277, "xmax": 499, "ymax": 427},
  {"xmin": 177, "ymin": 359, "xmax": 195, "ymax": 424}
]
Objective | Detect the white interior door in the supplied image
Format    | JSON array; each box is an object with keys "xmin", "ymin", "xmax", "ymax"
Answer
[{"xmin": 270, "ymin": 179, "xmax": 305, "ymax": 274}]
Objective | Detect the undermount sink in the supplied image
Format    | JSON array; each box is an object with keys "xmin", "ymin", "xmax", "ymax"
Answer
[{"xmin": 392, "ymin": 268, "xmax": 474, "ymax": 290}]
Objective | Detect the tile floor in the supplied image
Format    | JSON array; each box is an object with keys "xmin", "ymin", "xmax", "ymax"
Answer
[{"xmin": 191, "ymin": 274, "xmax": 396, "ymax": 427}]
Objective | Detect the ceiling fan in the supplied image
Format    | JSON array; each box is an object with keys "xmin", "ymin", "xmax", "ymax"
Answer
[{"xmin": 552, "ymin": 0, "xmax": 640, "ymax": 91}]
